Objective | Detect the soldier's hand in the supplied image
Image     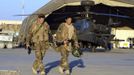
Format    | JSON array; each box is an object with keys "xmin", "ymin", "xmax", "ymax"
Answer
[
  {"xmin": 74, "ymin": 42, "xmax": 79, "ymax": 48},
  {"xmin": 64, "ymin": 40, "xmax": 68, "ymax": 44},
  {"xmin": 26, "ymin": 44, "xmax": 30, "ymax": 49}
]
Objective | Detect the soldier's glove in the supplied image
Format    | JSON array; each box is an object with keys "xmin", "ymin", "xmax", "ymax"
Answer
[
  {"xmin": 74, "ymin": 42, "xmax": 79, "ymax": 48},
  {"xmin": 27, "ymin": 46, "xmax": 32, "ymax": 55},
  {"xmin": 56, "ymin": 41, "xmax": 64, "ymax": 47},
  {"xmin": 26, "ymin": 44, "xmax": 32, "ymax": 55}
]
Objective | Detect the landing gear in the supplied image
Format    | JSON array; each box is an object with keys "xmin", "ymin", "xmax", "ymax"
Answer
[
  {"xmin": 90, "ymin": 45, "xmax": 97, "ymax": 52},
  {"xmin": 79, "ymin": 41, "xmax": 97, "ymax": 52}
]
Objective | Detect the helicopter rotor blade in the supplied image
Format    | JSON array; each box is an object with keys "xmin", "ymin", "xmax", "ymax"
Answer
[
  {"xmin": 90, "ymin": 12, "xmax": 130, "ymax": 18},
  {"xmin": 14, "ymin": 11, "xmax": 131, "ymax": 19},
  {"xmin": 13, "ymin": 14, "xmax": 30, "ymax": 16},
  {"xmin": 76, "ymin": 12, "xmax": 130, "ymax": 19},
  {"xmin": 13, "ymin": 13, "xmax": 46, "ymax": 16}
]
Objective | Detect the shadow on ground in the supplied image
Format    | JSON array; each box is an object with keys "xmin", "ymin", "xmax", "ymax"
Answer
[
  {"xmin": 45, "ymin": 60, "xmax": 60, "ymax": 74},
  {"xmin": 45, "ymin": 59, "xmax": 85, "ymax": 75},
  {"xmin": 69, "ymin": 58, "xmax": 85, "ymax": 73}
]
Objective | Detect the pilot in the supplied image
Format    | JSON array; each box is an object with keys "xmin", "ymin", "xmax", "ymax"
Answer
[
  {"xmin": 55, "ymin": 17, "xmax": 79, "ymax": 75},
  {"xmin": 26, "ymin": 14, "xmax": 51, "ymax": 75}
]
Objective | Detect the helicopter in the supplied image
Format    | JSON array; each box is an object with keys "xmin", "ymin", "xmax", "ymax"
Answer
[{"xmin": 18, "ymin": 0, "xmax": 134, "ymax": 52}]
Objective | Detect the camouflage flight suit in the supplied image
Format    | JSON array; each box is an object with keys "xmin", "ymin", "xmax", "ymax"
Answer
[
  {"xmin": 27, "ymin": 20, "xmax": 50, "ymax": 74},
  {"xmin": 56, "ymin": 23, "xmax": 78, "ymax": 74}
]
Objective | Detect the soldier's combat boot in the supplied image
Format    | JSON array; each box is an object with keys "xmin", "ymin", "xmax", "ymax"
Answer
[
  {"xmin": 59, "ymin": 66, "xmax": 64, "ymax": 74},
  {"xmin": 40, "ymin": 71, "xmax": 45, "ymax": 75},
  {"xmin": 65, "ymin": 70, "xmax": 70, "ymax": 75},
  {"xmin": 32, "ymin": 67, "xmax": 37, "ymax": 75}
]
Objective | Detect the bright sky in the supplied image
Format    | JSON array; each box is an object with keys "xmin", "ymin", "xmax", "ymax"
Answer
[{"xmin": 0, "ymin": 0, "xmax": 51, "ymax": 21}]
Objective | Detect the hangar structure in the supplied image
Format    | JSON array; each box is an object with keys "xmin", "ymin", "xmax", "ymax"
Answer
[
  {"xmin": 21, "ymin": 0, "xmax": 134, "ymax": 34},
  {"xmin": 20, "ymin": 0, "xmax": 134, "ymax": 48}
]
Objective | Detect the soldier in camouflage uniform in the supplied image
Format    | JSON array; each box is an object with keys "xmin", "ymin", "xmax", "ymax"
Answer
[
  {"xmin": 26, "ymin": 14, "xmax": 50, "ymax": 75},
  {"xmin": 56, "ymin": 17, "xmax": 79, "ymax": 75}
]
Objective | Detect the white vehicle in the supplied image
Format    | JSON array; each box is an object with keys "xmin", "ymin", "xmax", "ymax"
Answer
[
  {"xmin": 119, "ymin": 41, "xmax": 130, "ymax": 48},
  {"xmin": 0, "ymin": 31, "xmax": 14, "ymax": 48}
]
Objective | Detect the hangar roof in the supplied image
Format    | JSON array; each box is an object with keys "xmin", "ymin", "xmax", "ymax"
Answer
[{"xmin": 35, "ymin": 0, "xmax": 134, "ymax": 16}]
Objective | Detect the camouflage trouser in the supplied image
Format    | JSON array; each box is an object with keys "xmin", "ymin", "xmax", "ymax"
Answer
[
  {"xmin": 59, "ymin": 45, "xmax": 70, "ymax": 70},
  {"xmin": 33, "ymin": 41, "xmax": 49, "ymax": 72}
]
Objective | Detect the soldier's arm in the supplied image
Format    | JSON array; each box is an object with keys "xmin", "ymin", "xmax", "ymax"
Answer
[
  {"xmin": 26, "ymin": 25, "xmax": 33, "ymax": 54},
  {"xmin": 26, "ymin": 23, "xmax": 34, "ymax": 45},
  {"xmin": 72, "ymin": 27, "xmax": 79, "ymax": 47},
  {"xmin": 45, "ymin": 22, "xmax": 53, "ymax": 42},
  {"xmin": 56, "ymin": 23, "xmax": 65, "ymax": 41},
  {"xmin": 72, "ymin": 27, "xmax": 78, "ymax": 41}
]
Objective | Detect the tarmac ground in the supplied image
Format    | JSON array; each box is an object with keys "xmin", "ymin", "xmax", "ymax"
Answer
[{"xmin": 0, "ymin": 48, "xmax": 134, "ymax": 75}]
